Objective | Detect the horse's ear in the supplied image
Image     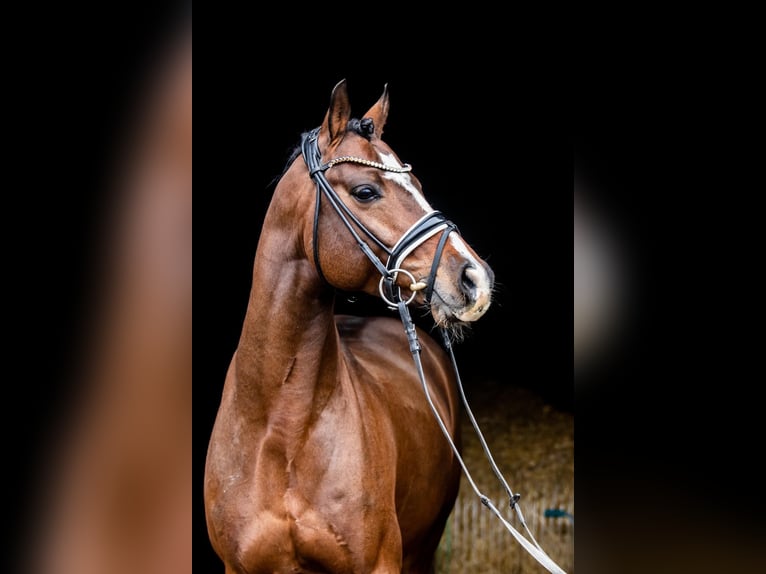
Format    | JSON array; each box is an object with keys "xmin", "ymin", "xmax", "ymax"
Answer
[
  {"xmin": 362, "ymin": 83, "xmax": 390, "ymax": 137},
  {"xmin": 320, "ymin": 79, "xmax": 351, "ymax": 147}
]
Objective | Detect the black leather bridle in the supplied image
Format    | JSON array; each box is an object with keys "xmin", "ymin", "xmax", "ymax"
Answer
[{"xmin": 300, "ymin": 127, "xmax": 457, "ymax": 307}]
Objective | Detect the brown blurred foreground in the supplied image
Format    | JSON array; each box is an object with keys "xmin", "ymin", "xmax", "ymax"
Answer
[{"xmin": 20, "ymin": 20, "xmax": 191, "ymax": 574}]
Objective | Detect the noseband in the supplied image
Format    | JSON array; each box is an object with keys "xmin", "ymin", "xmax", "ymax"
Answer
[{"xmin": 301, "ymin": 127, "xmax": 457, "ymax": 306}]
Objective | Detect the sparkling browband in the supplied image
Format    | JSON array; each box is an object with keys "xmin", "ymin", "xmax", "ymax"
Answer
[{"xmin": 324, "ymin": 156, "xmax": 412, "ymax": 173}]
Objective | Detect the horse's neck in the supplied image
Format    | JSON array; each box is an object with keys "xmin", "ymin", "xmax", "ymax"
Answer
[{"xmin": 233, "ymin": 208, "xmax": 340, "ymax": 428}]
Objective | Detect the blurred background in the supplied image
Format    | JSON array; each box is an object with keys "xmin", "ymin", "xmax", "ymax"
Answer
[{"xmin": 5, "ymin": 4, "xmax": 191, "ymax": 574}]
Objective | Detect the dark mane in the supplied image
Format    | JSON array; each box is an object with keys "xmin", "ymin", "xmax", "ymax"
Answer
[{"xmin": 268, "ymin": 138, "xmax": 304, "ymax": 189}]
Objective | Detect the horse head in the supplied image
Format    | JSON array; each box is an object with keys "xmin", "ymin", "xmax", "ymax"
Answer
[{"xmin": 304, "ymin": 79, "xmax": 495, "ymax": 333}]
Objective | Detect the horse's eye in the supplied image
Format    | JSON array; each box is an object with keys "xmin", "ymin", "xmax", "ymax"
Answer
[{"xmin": 350, "ymin": 186, "xmax": 380, "ymax": 203}]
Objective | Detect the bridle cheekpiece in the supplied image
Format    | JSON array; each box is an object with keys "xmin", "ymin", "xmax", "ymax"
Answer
[{"xmin": 301, "ymin": 127, "xmax": 456, "ymax": 307}]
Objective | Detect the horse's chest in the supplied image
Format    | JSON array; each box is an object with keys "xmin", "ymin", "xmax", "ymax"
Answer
[
  {"xmin": 237, "ymin": 511, "xmax": 354, "ymax": 573},
  {"xmin": 226, "ymin": 420, "xmax": 397, "ymax": 572},
  {"xmin": 236, "ymin": 486, "xmax": 390, "ymax": 573}
]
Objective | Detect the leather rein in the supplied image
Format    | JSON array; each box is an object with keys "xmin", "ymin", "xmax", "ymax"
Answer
[{"xmin": 300, "ymin": 127, "xmax": 566, "ymax": 574}]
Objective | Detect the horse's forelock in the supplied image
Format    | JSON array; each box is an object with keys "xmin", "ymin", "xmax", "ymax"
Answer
[{"xmin": 347, "ymin": 117, "xmax": 374, "ymax": 140}]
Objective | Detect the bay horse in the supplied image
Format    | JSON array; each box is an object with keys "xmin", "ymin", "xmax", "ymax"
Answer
[{"xmin": 204, "ymin": 79, "xmax": 495, "ymax": 573}]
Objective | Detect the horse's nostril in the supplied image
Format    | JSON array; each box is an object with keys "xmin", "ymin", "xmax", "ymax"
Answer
[{"xmin": 460, "ymin": 265, "xmax": 477, "ymax": 298}]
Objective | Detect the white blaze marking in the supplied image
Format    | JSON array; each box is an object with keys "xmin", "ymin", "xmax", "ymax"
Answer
[
  {"xmin": 448, "ymin": 234, "xmax": 476, "ymax": 266},
  {"xmin": 377, "ymin": 151, "xmax": 432, "ymax": 211},
  {"xmin": 450, "ymin": 235, "xmax": 491, "ymax": 290}
]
